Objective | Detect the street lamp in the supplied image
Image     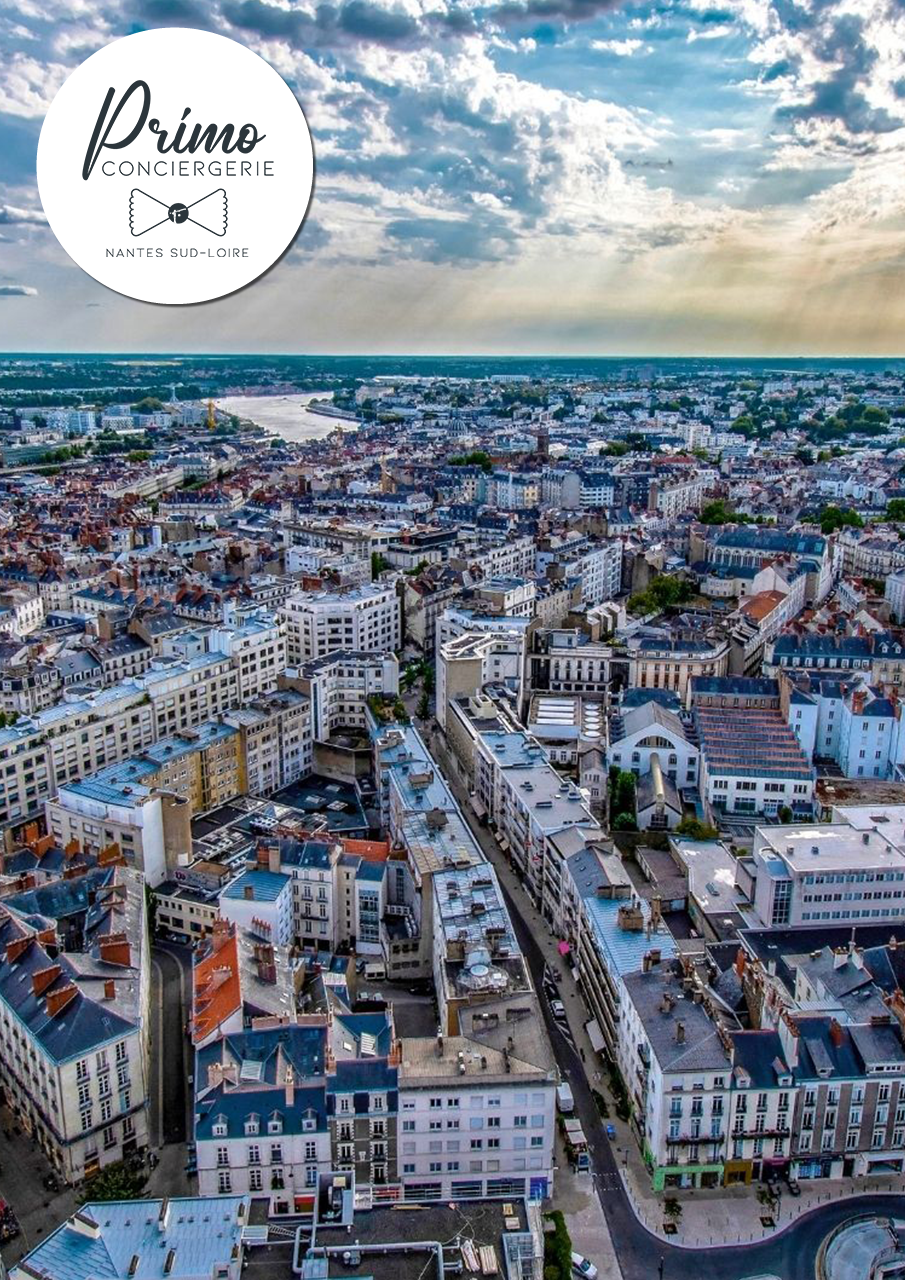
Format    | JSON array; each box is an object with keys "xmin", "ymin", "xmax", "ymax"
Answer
[{"xmin": 658, "ymin": 1257, "xmax": 664, "ymax": 1280}]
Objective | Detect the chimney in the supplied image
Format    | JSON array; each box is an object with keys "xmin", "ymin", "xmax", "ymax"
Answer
[
  {"xmin": 268, "ymin": 843, "xmax": 280, "ymax": 875},
  {"xmin": 32, "ymin": 964, "xmax": 61, "ymax": 998},
  {"xmin": 285, "ymin": 1064, "xmax": 295, "ymax": 1109},
  {"xmin": 778, "ymin": 1011, "xmax": 800, "ymax": 1068},
  {"xmin": 46, "ymin": 983, "xmax": 78, "ymax": 1018},
  {"xmin": 244, "ymin": 884, "xmax": 255, "ymax": 901},
  {"xmin": 104, "ymin": 979, "xmax": 116, "ymax": 1000},
  {"xmin": 5, "ymin": 935, "xmax": 31, "ymax": 965},
  {"xmin": 675, "ymin": 1022, "xmax": 686, "ymax": 1044},
  {"xmin": 212, "ymin": 919, "xmax": 231, "ymax": 953},
  {"xmin": 436, "ymin": 1033, "xmax": 444, "ymax": 1058},
  {"xmin": 734, "ymin": 947, "xmax": 746, "ymax": 978},
  {"xmin": 832, "ymin": 947, "xmax": 848, "ymax": 970},
  {"xmin": 642, "ymin": 953, "xmax": 652, "ymax": 974},
  {"xmin": 99, "ymin": 935, "xmax": 132, "ymax": 967},
  {"xmin": 829, "ymin": 1018, "xmax": 844, "ymax": 1048}
]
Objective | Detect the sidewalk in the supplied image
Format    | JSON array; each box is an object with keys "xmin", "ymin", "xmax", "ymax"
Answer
[{"xmin": 428, "ymin": 727, "xmax": 905, "ymax": 1252}]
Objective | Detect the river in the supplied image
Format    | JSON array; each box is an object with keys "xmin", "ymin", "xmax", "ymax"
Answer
[{"xmin": 216, "ymin": 392, "xmax": 357, "ymax": 443}]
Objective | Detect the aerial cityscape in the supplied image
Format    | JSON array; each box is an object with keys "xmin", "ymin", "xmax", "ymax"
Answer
[{"xmin": 0, "ymin": 353, "xmax": 902, "ymax": 1279}]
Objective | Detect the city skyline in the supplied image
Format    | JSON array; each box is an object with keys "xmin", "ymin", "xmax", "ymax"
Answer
[{"xmin": 0, "ymin": 0, "xmax": 904, "ymax": 354}]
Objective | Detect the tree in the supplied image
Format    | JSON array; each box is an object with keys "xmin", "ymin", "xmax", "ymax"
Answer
[
  {"xmin": 448, "ymin": 449, "xmax": 493, "ymax": 473},
  {"xmin": 675, "ymin": 817, "xmax": 719, "ymax": 840},
  {"xmin": 817, "ymin": 505, "xmax": 864, "ymax": 536},
  {"xmin": 778, "ymin": 805, "xmax": 793, "ymax": 824},
  {"xmin": 699, "ymin": 500, "xmax": 748, "ymax": 526},
  {"xmin": 628, "ymin": 574, "xmax": 694, "ymax": 616},
  {"xmin": 79, "ymin": 1160, "xmax": 147, "ymax": 1203},
  {"xmin": 417, "ymin": 690, "xmax": 431, "ymax": 720},
  {"xmin": 130, "ymin": 396, "xmax": 165, "ymax": 413},
  {"xmin": 886, "ymin": 499, "xmax": 905, "ymax": 523},
  {"xmin": 371, "ymin": 551, "xmax": 389, "ymax": 579}
]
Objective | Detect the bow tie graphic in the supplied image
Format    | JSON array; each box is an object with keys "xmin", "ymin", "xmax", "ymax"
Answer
[{"xmin": 129, "ymin": 188, "xmax": 228, "ymax": 237}]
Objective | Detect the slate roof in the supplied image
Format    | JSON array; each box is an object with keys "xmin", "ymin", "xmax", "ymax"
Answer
[{"xmin": 12, "ymin": 1197, "xmax": 249, "ymax": 1280}]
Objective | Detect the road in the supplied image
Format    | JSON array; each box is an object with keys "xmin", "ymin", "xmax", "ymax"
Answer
[
  {"xmin": 150, "ymin": 940, "xmax": 192, "ymax": 1146},
  {"xmin": 425, "ymin": 722, "xmax": 905, "ymax": 1280}
]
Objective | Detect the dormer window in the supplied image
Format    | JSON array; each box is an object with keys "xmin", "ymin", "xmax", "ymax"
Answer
[
  {"xmin": 268, "ymin": 1116, "xmax": 283, "ymax": 1135},
  {"xmin": 244, "ymin": 1117, "xmax": 259, "ymax": 1136},
  {"xmin": 212, "ymin": 1117, "xmax": 228, "ymax": 1137}
]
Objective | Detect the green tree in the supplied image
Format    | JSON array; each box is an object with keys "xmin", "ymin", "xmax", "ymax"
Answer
[
  {"xmin": 79, "ymin": 1160, "xmax": 148, "ymax": 1203},
  {"xmin": 817, "ymin": 505, "xmax": 864, "ymax": 535},
  {"xmin": 675, "ymin": 817, "xmax": 719, "ymax": 839}
]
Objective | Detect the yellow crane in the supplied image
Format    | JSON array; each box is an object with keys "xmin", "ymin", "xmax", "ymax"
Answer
[{"xmin": 207, "ymin": 398, "xmax": 216, "ymax": 431}]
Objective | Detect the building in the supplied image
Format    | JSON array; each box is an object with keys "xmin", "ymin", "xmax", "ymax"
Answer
[
  {"xmin": 695, "ymin": 701, "xmax": 814, "ymax": 819},
  {"xmin": 628, "ymin": 629, "xmax": 730, "ymax": 708},
  {"xmin": 208, "ymin": 612, "xmax": 288, "ymax": 701},
  {"xmin": 0, "ymin": 864, "xmax": 150, "ymax": 1183},
  {"xmin": 295, "ymin": 651, "xmax": 399, "ymax": 741},
  {"xmin": 283, "ymin": 584, "xmax": 401, "ymax": 665},
  {"xmin": 743, "ymin": 821, "xmax": 905, "ymax": 928},
  {"xmin": 8, "ymin": 1196, "xmax": 251, "ymax": 1280}
]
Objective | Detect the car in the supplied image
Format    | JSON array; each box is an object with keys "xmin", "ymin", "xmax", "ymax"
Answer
[
  {"xmin": 571, "ymin": 1254, "xmax": 597, "ymax": 1280},
  {"xmin": 785, "ymin": 1178, "xmax": 801, "ymax": 1197},
  {"xmin": 605, "ymin": 1124, "xmax": 616, "ymax": 1140},
  {"xmin": 550, "ymin": 999, "xmax": 567, "ymax": 1020}
]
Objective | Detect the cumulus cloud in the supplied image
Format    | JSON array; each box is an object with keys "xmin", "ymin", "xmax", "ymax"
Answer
[{"xmin": 0, "ymin": 284, "xmax": 37, "ymax": 296}]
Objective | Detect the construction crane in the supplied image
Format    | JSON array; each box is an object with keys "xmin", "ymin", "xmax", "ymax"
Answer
[{"xmin": 207, "ymin": 398, "xmax": 216, "ymax": 431}]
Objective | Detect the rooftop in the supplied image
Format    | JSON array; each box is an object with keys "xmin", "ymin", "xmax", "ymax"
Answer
[{"xmin": 10, "ymin": 1197, "xmax": 249, "ymax": 1280}]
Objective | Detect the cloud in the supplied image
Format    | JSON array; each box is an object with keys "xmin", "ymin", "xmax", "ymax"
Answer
[
  {"xmin": 590, "ymin": 38, "xmax": 645, "ymax": 56},
  {"xmin": 0, "ymin": 284, "xmax": 37, "ymax": 296},
  {"xmin": 0, "ymin": 204, "xmax": 47, "ymax": 224}
]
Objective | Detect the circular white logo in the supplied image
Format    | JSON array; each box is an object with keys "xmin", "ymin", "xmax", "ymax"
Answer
[{"xmin": 37, "ymin": 27, "xmax": 314, "ymax": 305}]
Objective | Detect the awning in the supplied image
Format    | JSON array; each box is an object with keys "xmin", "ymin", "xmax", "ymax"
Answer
[
  {"xmin": 498, "ymin": 838, "xmax": 510, "ymax": 852},
  {"xmin": 585, "ymin": 1019, "xmax": 606, "ymax": 1054},
  {"xmin": 470, "ymin": 796, "xmax": 487, "ymax": 819},
  {"xmin": 557, "ymin": 941, "xmax": 571, "ymax": 957}
]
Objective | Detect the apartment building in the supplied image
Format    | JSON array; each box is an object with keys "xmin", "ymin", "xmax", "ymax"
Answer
[
  {"xmin": 45, "ymin": 721, "xmax": 243, "ymax": 885},
  {"xmin": 195, "ymin": 1023, "xmax": 334, "ymax": 1198},
  {"xmin": 885, "ymin": 569, "xmax": 905, "ymax": 622},
  {"xmin": 648, "ymin": 474, "xmax": 708, "ymax": 519},
  {"xmin": 0, "ymin": 864, "xmax": 150, "ymax": 1183},
  {"xmin": 225, "ymin": 690, "xmax": 312, "ymax": 794},
  {"xmin": 138, "ymin": 652, "xmax": 240, "ymax": 738},
  {"xmin": 436, "ymin": 631, "xmax": 525, "ymax": 735},
  {"xmin": 283, "ymin": 583, "xmax": 401, "ymax": 664},
  {"xmin": 527, "ymin": 629, "xmax": 614, "ymax": 695},
  {"xmin": 294, "ymin": 650, "xmax": 400, "ymax": 741},
  {"xmin": 696, "ymin": 527, "xmax": 833, "ymax": 606},
  {"xmin": 471, "ymin": 727, "xmax": 601, "ymax": 918},
  {"xmin": 209, "ymin": 613, "xmax": 287, "ymax": 701},
  {"xmin": 628, "ymin": 629, "xmax": 730, "ymax": 708}
]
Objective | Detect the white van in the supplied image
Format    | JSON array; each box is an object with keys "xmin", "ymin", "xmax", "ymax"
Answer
[{"xmin": 364, "ymin": 961, "xmax": 387, "ymax": 981}]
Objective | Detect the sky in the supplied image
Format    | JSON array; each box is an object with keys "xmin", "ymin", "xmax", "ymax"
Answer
[{"xmin": 0, "ymin": 0, "xmax": 904, "ymax": 354}]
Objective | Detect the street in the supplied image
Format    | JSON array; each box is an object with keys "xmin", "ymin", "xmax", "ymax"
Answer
[{"xmin": 425, "ymin": 721, "xmax": 905, "ymax": 1280}]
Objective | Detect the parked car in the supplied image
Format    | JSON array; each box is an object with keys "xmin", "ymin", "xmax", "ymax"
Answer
[
  {"xmin": 571, "ymin": 1254, "xmax": 597, "ymax": 1280},
  {"xmin": 605, "ymin": 1124, "xmax": 616, "ymax": 1140},
  {"xmin": 550, "ymin": 999, "xmax": 566, "ymax": 1020}
]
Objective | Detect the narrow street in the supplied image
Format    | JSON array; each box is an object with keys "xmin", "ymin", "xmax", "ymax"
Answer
[{"xmin": 425, "ymin": 722, "xmax": 905, "ymax": 1280}]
